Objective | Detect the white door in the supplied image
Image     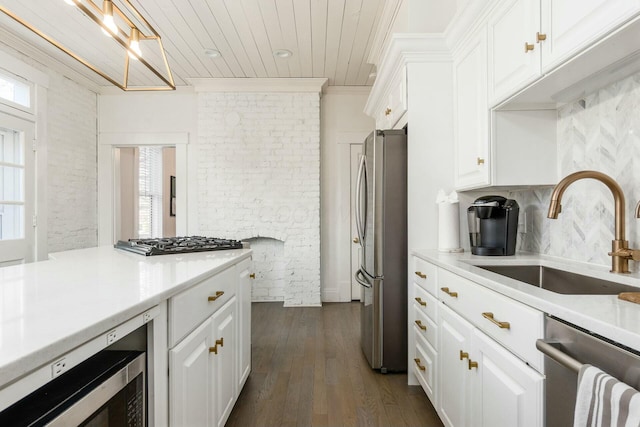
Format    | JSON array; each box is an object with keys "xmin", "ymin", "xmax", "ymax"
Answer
[
  {"xmin": 212, "ymin": 297, "xmax": 237, "ymax": 427},
  {"xmin": 350, "ymin": 143, "xmax": 363, "ymax": 300},
  {"xmin": 472, "ymin": 328, "xmax": 544, "ymax": 427},
  {"xmin": 169, "ymin": 317, "xmax": 213, "ymax": 427},
  {"xmin": 0, "ymin": 113, "xmax": 35, "ymax": 266}
]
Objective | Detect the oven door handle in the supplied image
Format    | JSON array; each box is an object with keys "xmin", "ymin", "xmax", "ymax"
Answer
[{"xmin": 536, "ymin": 339, "xmax": 583, "ymax": 374}]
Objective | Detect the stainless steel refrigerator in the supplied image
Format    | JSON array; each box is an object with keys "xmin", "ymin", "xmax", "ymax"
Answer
[{"xmin": 354, "ymin": 129, "xmax": 407, "ymax": 372}]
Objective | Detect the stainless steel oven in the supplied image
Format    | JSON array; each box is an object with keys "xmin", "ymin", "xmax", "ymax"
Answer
[
  {"xmin": 537, "ymin": 316, "xmax": 640, "ymax": 427},
  {"xmin": 0, "ymin": 350, "xmax": 145, "ymax": 426}
]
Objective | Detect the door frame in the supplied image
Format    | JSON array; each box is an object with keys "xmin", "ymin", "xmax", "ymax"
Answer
[{"xmin": 97, "ymin": 132, "xmax": 188, "ymax": 245}]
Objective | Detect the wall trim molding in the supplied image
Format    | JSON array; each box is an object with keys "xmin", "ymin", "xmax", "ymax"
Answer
[
  {"xmin": 323, "ymin": 86, "xmax": 372, "ymax": 95},
  {"xmin": 186, "ymin": 77, "xmax": 328, "ymax": 93},
  {"xmin": 99, "ymin": 131, "xmax": 189, "ymax": 146}
]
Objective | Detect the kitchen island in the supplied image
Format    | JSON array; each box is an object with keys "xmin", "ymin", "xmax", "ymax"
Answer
[{"xmin": 0, "ymin": 245, "xmax": 252, "ymax": 426}]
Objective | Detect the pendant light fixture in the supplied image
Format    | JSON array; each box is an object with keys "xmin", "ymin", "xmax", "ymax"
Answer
[{"xmin": 0, "ymin": 0, "xmax": 175, "ymax": 91}]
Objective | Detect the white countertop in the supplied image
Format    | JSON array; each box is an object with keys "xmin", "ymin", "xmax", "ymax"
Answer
[
  {"xmin": 414, "ymin": 250, "xmax": 640, "ymax": 351},
  {"xmin": 0, "ymin": 246, "xmax": 252, "ymax": 387}
]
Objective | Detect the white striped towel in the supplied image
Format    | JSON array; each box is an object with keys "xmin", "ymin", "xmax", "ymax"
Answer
[{"xmin": 574, "ymin": 364, "xmax": 640, "ymax": 427}]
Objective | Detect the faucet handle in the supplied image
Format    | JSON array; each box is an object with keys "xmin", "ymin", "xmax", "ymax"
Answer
[{"xmin": 609, "ymin": 248, "xmax": 640, "ymax": 262}]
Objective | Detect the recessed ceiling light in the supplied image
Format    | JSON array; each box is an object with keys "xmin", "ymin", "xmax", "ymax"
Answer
[
  {"xmin": 204, "ymin": 49, "xmax": 221, "ymax": 58},
  {"xmin": 273, "ymin": 49, "xmax": 293, "ymax": 58}
]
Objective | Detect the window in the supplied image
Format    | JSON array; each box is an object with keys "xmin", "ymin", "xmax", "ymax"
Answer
[
  {"xmin": 138, "ymin": 146, "xmax": 163, "ymax": 238},
  {"xmin": 0, "ymin": 71, "xmax": 31, "ymax": 110},
  {"xmin": 0, "ymin": 126, "xmax": 25, "ymax": 241}
]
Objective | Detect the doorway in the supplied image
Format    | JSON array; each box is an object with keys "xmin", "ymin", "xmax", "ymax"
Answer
[{"xmin": 116, "ymin": 146, "xmax": 176, "ymax": 241}]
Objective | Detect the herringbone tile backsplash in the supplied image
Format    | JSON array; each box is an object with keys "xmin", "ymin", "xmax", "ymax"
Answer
[{"xmin": 512, "ymin": 72, "xmax": 640, "ymax": 269}]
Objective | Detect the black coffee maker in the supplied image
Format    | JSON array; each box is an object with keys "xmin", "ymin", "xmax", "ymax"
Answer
[{"xmin": 467, "ymin": 196, "xmax": 519, "ymax": 256}]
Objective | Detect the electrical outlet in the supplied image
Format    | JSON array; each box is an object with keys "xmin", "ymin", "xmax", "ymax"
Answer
[
  {"xmin": 143, "ymin": 311, "xmax": 152, "ymax": 323},
  {"xmin": 52, "ymin": 358, "xmax": 67, "ymax": 378},
  {"xmin": 106, "ymin": 330, "xmax": 117, "ymax": 345}
]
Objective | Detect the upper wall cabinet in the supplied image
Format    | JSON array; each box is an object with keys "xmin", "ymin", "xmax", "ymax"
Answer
[
  {"xmin": 454, "ymin": 28, "xmax": 490, "ymax": 189},
  {"xmin": 487, "ymin": 0, "xmax": 640, "ymax": 106}
]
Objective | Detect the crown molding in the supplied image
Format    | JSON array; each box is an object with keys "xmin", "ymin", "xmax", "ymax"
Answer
[
  {"xmin": 364, "ymin": 34, "xmax": 450, "ymax": 116},
  {"xmin": 186, "ymin": 78, "xmax": 328, "ymax": 94},
  {"xmin": 323, "ymin": 86, "xmax": 371, "ymax": 96},
  {"xmin": 367, "ymin": 0, "xmax": 405, "ymax": 67}
]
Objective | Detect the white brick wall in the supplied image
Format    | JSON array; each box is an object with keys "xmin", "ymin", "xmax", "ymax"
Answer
[
  {"xmin": 46, "ymin": 74, "xmax": 98, "ymax": 252},
  {"xmin": 196, "ymin": 92, "xmax": 321, "ymax": 306}
]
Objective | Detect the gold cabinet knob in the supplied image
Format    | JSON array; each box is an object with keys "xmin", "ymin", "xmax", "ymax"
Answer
[
  {"xmin": 414, "ymin": 320, "xmax": 427, "ymax": 331},
  {"xmin": 476, "ymin": 157, "xmax": 485, "ymax": 165},
  {"xmin": 414, "ymin": 297, "xmax": 427, "ymax": 307},
  {"xmin": 415, "ymin": 271, "xmax": 427, "ymax": 279},
  {"xmin": 384, "ymin": 107, "xmax": 392, "ymax": 116},
  {"xmin": 536, "ymin": 32, "xmax": 547, "ymax": 42},
  {"xmin": 482, "ymin": 312, "xmax": 511, "ymax": 329},
  {"xmin": 414, "ymin": 358, "xmax": 426, "ymax": 371},
  {"xmin": 208, "ymin": 291, "xmax": 224, "ymax": 302},
  {"xmin": 249, "ymin": 273, "xmax": 256, "ymax": 279},
  {"xmin": 468, "ymin": 359, "xmax": 478, "ymax": 370},
  {"xmin": 440, "ymin": 287, "xmax": 458, "ymax": 298},
  {"xmin": 353, "ymin": 237, "xmax": 359, "ymax": 244},
  {"xmin": 524, "ymin": 42, "xmax": 534, "ymax": 52},
  {"xmin": 209, "ymin": 337, "xmax": 224, "ymax": 354},
  {"xmin": 459, "ymin": 350, "xmax": 469, "ymax": 360}
]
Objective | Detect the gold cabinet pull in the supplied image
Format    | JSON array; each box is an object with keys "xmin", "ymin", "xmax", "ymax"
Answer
[
  {"xmin": 415, "ymin": 271, "xmax": 427, "ymax": 279},
  {"xmin": 384, "ymin": 107, "xmax": 392, "ymax": 116},
  {"xmin": 468, "ymin": 359, "xmax": 478, "ymax": 370},
  {"xmin": 482, "ymin": 312, "xmax": 511, "ymax": 329},
  {"xmin": 524, "ymin": 42, "xmax": 534, "ymax": 52},
  {"xmin": 459, "ymin": 350, "xmax": 469, "ymax": 361},
  {"xmin": 414, "ymin": 358, "xmax": 426, "ymax": 371},
  {"xmin": 208, "ymin": 291, "xmax": 224, "ymax": 302},
  {"xmin": 414, "ymin": 297, "xmax": 427, "ymax": 307},
  {"xmin": 476, "ymin": 157, "xmax": 485, "ymax": 165},
  {"xmin": 249, "ymin": 273, "xmax": 256, "ymax": 279},
  {"xmin": 353, "ymin": 237, "xmax": 359, "ymax": 243},
  {"xmin": 440, "ymin": 287, "xmax": 458, "ymax": 298},
  {"xmin": 209, "ymin": 338, "xmax": 224, "ymax": 354},
  {"xmin": 415, "ymin": 320, "xmax": 427, "ymax": 331},
  {"xmin": 536, "ymin": 32, "xmax": 547, "ymax": 42}
]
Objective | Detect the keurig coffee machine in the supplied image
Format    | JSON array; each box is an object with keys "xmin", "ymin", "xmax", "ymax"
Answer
[{"xmin": 467, "ymin": 195, "xmax": 519, "ymax": 256}]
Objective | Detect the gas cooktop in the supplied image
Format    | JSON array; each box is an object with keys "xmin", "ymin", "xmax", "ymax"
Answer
[{"xmin": 114, "ymin": 236, "xmax": 244, "ymax": 256}]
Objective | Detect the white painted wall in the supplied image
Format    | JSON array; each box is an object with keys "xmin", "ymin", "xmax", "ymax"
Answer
[{"xmin": 320, "ymin": 87, "xmax": 374, "ymax": 302}]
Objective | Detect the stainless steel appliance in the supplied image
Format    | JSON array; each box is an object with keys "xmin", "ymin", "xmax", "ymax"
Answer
[
  {"xmin": 537, "ymin": 316, "xmax": 640, "ymax": 427},
  {"xmin": 0, "ymin": 351, "xmax": 145, "ymax": 426},
  {"xmin": 354, "ymin": 129, "xmax": 407, "ymax": 372},
  {"xmin": 115, "ymin": 236, "xmax": 244, "ymax": 256},
  {"xmin": 467, "ymin": 195, "xmax": 519, "ymax": 256}
]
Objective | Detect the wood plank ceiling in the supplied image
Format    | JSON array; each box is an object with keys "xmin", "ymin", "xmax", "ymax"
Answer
[{"xmin": 0, "ymin": 0, "xmax": 386, "ymax": 88}]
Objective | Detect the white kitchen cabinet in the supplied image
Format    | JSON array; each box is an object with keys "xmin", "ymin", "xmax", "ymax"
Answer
[
  {"xmin": 453, "ymin": 27, "xmax": 490, "ymax": 190},
  {"xmin": 487, "ymin": 0, "xmax": 540, "ymax": 105},
  {"xmin": 372, "ymin": 65, "xmax": 407, "ymax": 130},
  {"xmin": 237, "ymin": 258, "xmax": 252, "ymax": 390},
  {"xmin": 438, "ymin": 304, "xmax": 473, "ymax": 427},
  {"xmin": 211, "ymin": 297, "xmax": 237, "ymax": 427},
  {"xmin": 170, "ymin": 317, "xmax": 213, "ymax": 427},
  {"xmin": 472, "ymin": 328, "xmax": 543, "ymax": 427},
  {"xmin": 540, "ymin": 0, "xmax": 640, "ymax": 73}
]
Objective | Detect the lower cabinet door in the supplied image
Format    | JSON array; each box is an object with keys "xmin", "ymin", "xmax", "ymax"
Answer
[
  {"xmin": 238, "ymin": 261, "xmax": 252, "ymax": 389},
  {"xmin": 439, "ymin": 304, "xmax": 474, "ymax": 427},
  {"xmin": 212, "ymin": 297, "xmax": 238, "ymax": 427},
  {"xmin": 472, "ymin": 328, "xmax": 544, "ymax": 427},
  {"xmin": 170, "ymin": 317, "xmax": 213, "ymax": 427}
]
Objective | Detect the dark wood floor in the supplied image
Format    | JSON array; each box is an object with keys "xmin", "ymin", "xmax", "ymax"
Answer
[{"xmin": 226, "ymin": 302, "xmax": 443, "ymax": 427}]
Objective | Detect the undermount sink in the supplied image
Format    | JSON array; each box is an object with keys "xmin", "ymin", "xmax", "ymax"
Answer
[{"xmin": 475, "ymin": 264, "xmax": 640, "ymax": 295}]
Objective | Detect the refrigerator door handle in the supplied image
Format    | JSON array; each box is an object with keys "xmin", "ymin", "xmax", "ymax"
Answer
[
  {"xmin": 355, "ymin": 268, "xmax": 372, "ymax": 288},
  {"xmin": 355, "ymin": 154, "xmax": 366, "ymax": 244}
]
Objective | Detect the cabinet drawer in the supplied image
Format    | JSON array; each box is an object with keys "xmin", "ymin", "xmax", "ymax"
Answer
[
  {"xmin": 169, "ymin": 265, "xmax": 236, "ymax": 347},
  {"xmin": 413, "ymin": 305, "xmax": 438, "ymax": 350},
  {"xmin": 414, "ymin": 333, "xmax": 437, "ymax": 404},
  {"xmin": 438, "ymin": 269, "xmax": 543, "ymax": 371},
  {"xmin": 413, "ymin": 284, "xmax": 438, "ymax": 324},
  {"xmin": 413, "ymin": 257, "xmax": 438, "ymax": 295}
]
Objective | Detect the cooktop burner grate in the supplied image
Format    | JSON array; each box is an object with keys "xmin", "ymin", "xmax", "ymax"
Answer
[{"xmin": 114, "ymin": 236, "xmax": 244, "ymax": 256}]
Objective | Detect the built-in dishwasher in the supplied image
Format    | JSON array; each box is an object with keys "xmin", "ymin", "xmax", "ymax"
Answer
[{"xmin": 537, "ymin": 316, "xmax": 640, "ymax": 427}]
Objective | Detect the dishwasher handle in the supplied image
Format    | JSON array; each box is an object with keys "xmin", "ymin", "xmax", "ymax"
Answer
[{"xmin": 536, "ymin": 339, "xmax": 583, "ymax": 374}]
